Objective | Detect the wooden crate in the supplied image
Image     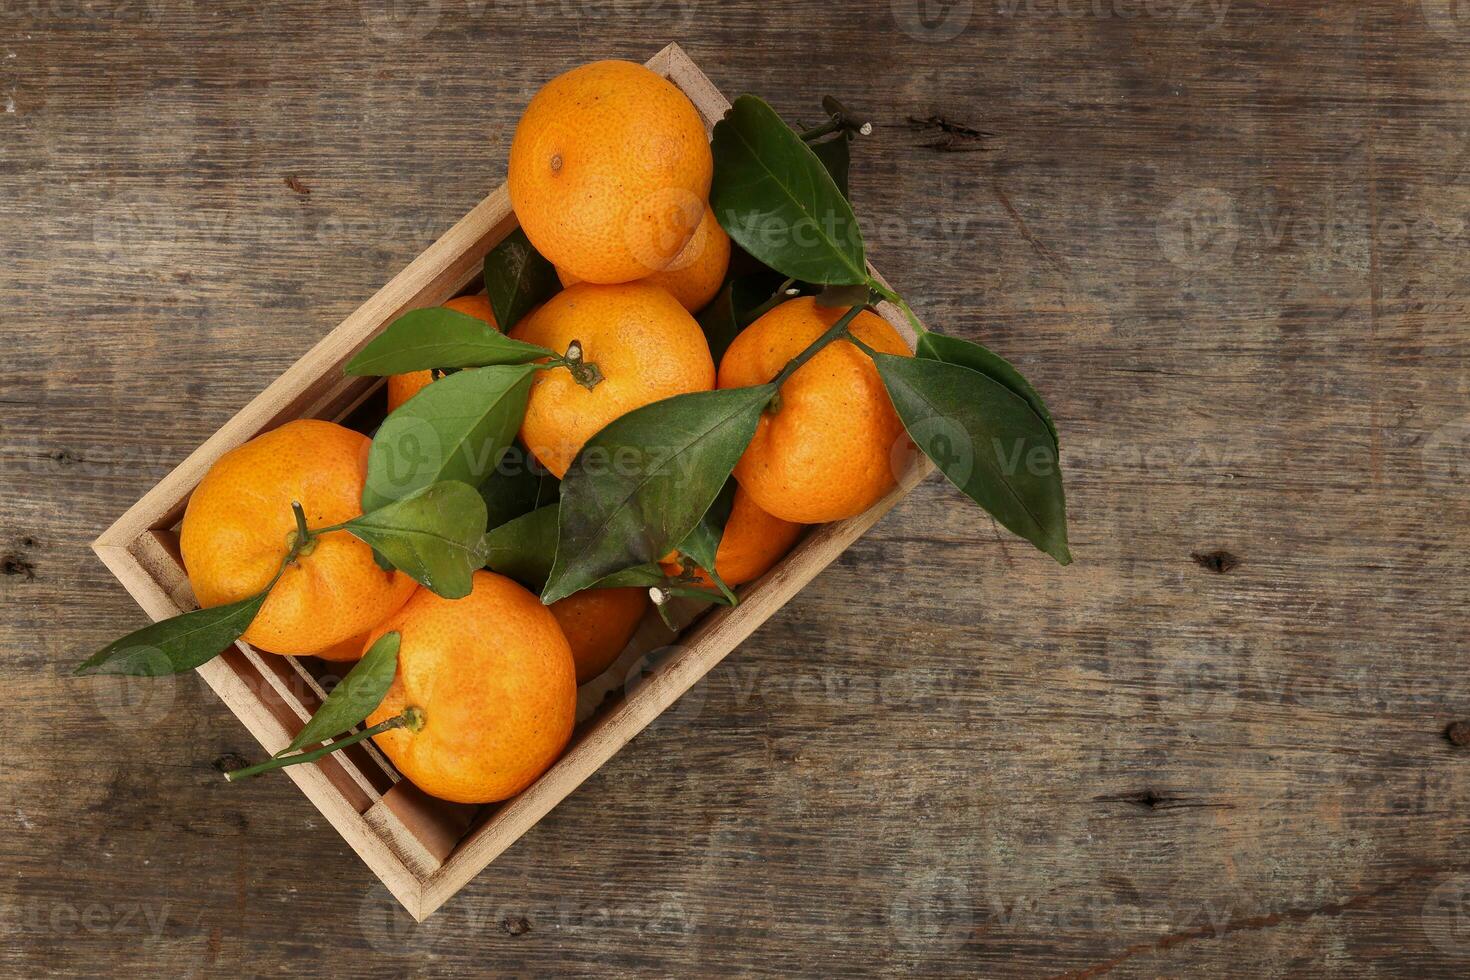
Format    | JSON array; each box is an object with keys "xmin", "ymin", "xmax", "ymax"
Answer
[{"xmin": 92, "ymin": 42, "xmax": 931, "ymax": 921}]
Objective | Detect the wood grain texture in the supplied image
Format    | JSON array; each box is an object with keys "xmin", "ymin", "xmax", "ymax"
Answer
[{"xmin": 3, "ymin": 1, "xmax": 1468, "ymax": 976}]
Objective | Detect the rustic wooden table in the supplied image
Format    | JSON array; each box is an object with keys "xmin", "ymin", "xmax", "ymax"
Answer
[{"xmin": 5, "ymin": 1, "xmax": 1469, "ymax": 976}]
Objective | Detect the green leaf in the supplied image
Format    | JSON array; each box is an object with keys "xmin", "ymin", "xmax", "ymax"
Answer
[
  {"xmin": 711, "ymin": 95, "xmax": 867, "ymax": 286},
  {"xmin": 76, "ymin": 592, "xmax": 267, "ymax": 676},
  {"xmin": 483, "ymin": 227, "xmax": 560, "ymax": 332},
  {"xmin": 479, "ymin": 461, "xmax": 558, "ymax": 532},
  {"xmin": 594, "ymin": 564, "xmax": 668, "ymax": 589},
  {"xmin": 542, "ymin": 385, "xmax": 776, "ymax": 603},
  {"xmin": 344, "ymin": 308, "xmax": 552, "ymax": 377},
  {"xmin": 696, "ymin": 280, "xmax": 742, "ymax": 367},
  {"xmin": 278, "ymin": 632, "xmax": 400, "ymax": 756},
  {"xmin": 347, "ymin": 481, "xmax": 489, "ymax": 599},
  {"xmin": 873, "ymin": 353, "xmax": 1070, "ymax": 565},
  {"xmin": 362, "ymin": 363, "xmax": 535, "ymax": 511},
  {"xmin": 482, "ymin": 504, "xmax": 679, "ymax": 596},
  {"xmin": 481, "ymin": 503, "xmax": 558, "ymax": 591},
  {"xmin": 917, "ymin": 333, "xmax": 1058, "ymax": 445},
  {"xmin": 809, "ymin": 136, "xmax": 851, "ymax": 199},
  {"xmin": 667, "ymin": 479, "xmax": 738, "ymax": 603}
]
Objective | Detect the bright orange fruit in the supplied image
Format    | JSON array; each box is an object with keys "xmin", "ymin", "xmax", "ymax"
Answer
[
  {"xmin": 386, "ymin": 294, "xmax": 499, "ymax": 413},
  {"xmin": 509, "ymin": 60, "xmax": 712, "ymax": 285},
  {"xmin": 717, "ymin": 297, "xmax": 913, "ymax": 524},
  {"xmin": 510, "ymin": 281, "xmax": 715, "ymax": 478},
  {"xmin": 179, "ymin": 420, "xmax": 417, "ymax": 657},
  {"xmin": 366, "ymin": 571, "xmax": 576, "ymax": 804},
  {"xmin": 547, "ymin": 587, "xmax": 649, "ymax": 685},
  {"xmin": 661, "ymin": 485, "xmax": 804, "ymax": 587},
  {"xmin": 557, "ymin": 204, "xmax": 730, "ymax": 313}
]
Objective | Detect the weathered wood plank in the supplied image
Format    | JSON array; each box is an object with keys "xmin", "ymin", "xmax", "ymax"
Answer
[{"xmin": 3, "ymin": 1, "xmax": 1468, "ymax": 976}]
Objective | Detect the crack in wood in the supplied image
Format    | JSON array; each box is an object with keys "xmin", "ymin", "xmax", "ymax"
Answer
[
  {"xmin": 907, "ymin": 114, "xmax": 995, "ymax": 152},
  {"xmin": 1053, "ymin": 864, "xmax": 1462, "ymax": 979},
  {"xmin": 1092, "ymin": 790, "xmax": 1235, "ymax": 812},
  {"xmin": 991, "ymin": 180, "xmax": 1072, "ymax": 276}
]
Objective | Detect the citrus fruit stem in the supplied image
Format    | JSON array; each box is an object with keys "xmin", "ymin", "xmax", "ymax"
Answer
[
  {"xmin": 866, "ymin": 280, "xmax": 928, "ymax": 338},
  {"xmin": 742, "ymin": 278, "xmax": 797, "ymax": 326},
  {"xmin": 549, "ymin": 338, "xmax": 604, "ymax": 392},
  {"xmin": 285, "ymin": 501, "xmax": 319, "ymax": 560},
  {"xmin": 800, "ymin": 97, "xmax": 871, "ymax": 141},
  {"xmin": 770, "ymin": 303, "xmax": 866, "ymax": 391},
  {"xmin": 221, "ymin": 714, "xmax": 412, "ymax": 782}
]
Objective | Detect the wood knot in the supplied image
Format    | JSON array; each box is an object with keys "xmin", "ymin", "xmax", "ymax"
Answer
[
  {"xmin": 211, "ymin": 753, "xmax": 250, "ymax": 774},
  {"xmin": 1445, "ymin": 722, "xmax": 1470, "ymax": 747},
  {"xmin": 1191, "ymin": 550, "xmax": 1241, "ymax": 574},
  {"xmin": 501, "ymin": 916, "xmax": 531, "ymax": 936},
  {"xmin": 1, "ymin": 554, "xmax": 35, "ymax": 580}
]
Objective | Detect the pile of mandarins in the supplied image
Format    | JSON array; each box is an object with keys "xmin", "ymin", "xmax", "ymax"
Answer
[{"xmin": 168, "ymin": 61, "xmax": 915, "ymax": 805}]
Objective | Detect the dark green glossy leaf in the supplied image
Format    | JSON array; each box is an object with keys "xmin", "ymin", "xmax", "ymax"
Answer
[
  {"xmin": 279, "ymin": 632, "xmax": 400, "ymax": 756},
  {"xmin": 479, "ymin": 457, "xmax": 559, "ymax": 531},
  {"xmin": 362, "ymin": 363, "xmax": 535, "ymax": 511},
  {"xmin": 696, "ymin": 281, "xmax": 741, "ymax": 367},
  {"xmin": 667, "ymin": 479, "xmax": 737, "ymax": 603},
  {"xmin": 542, "ymin": 385, "xmax": 776, "ymax": 603},
  {"xmin": 481, "ymin": 503, "xmax": 558, "ymax": 591},
  {"xmin": 344, "ymin": 308, "xmax": 552, "ymax": 377},
  {"xmin": 873, "ymin": 353, "xmax": 1071, "ymax": 565},
  {"xmin": 809, "ymin": 135, "xmax": 851, "ymax": 199},
  {"xmin": 347, "ymin": 481, "xmax": 489, "ymax": 599},
  {"xmin": 76, "ymin": 592, "xmax": 267, "ymax": 676},
  {"xmin": 484, "ymin": 505, "xmax": 676, "ymax": 597},
  {"xmin": 483, "ymin": 227, "xmax": 560, "ymax": 332},
  {"xmin": 711, "ymin": 95, "xmax": 867, "ymax": 286},
  {"xmin": 594, "ymin": 564, "xmax": 668, "ymax": 589},
  {"xmin": 917, "ymin": 333, "xmax": 1058, "ymax": 445}
]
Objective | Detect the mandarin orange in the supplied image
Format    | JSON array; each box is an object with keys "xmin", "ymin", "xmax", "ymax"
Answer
[
  {"xmin": 717, "ymin": 298, "xmax": 913, "ymax": 524},
  {"xmin": 557, "ymin": 204, "xmax": 730, "ymax": 313},
  {"xmin": 510, "ymin": 281, "xmax": 715, "ymax": 478},
  {"xmin": 386, "ymin": 294, "xmax": 500, "ymax": 413},
  {"xmin": 509, "ymin": 60, "xmax": 712, "ymax": 284},
  {"xmin": 546, "ymin": 587, "xmax": 649, "ymax": 685},
  {"xmin": 365, "ymin": 571, "xmax": 576, "ymax": 804},
  {"xmin": 179, "ymin": 420, "xmax": 417, "ymax": 656}
]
